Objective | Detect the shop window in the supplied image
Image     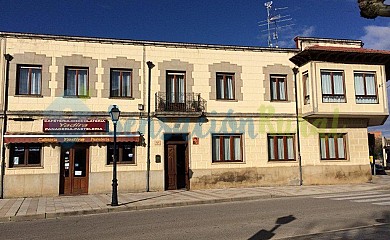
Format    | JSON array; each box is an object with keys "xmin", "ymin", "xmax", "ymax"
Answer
[
  {"xmin": 107, "ymin": 143, "xmax": 136, "ymax": 164},
  {"xmin": 321, "ymin": 70, "xmax": 346, "ymax": 103},
  {"xmin": 110, "ymin": 69, "xmax": 132, "ymax": 98},
  {"xmin": 216, "ymin": 73, "xmax": 235, "ymax": 100},
  {"xmin": 270, "ymin": 75, "xmax": 287, "ymax": 101},
  {"xmin": 354, "ymin": 72, "xmax": 378, "ymax": 104},
  {"xmin": 320, "ymin": 134, "xmax": 347, "ymax": 160},
  {"xmin": 268, "ymin": 135, "xmax": 295, "ymax": 161},
  {"xmin": 16, "ymin": 65, "xmax": 42, "ymax": 95},
  {"xmin": 212, "ymin": 134, "xmax": 242, "ymax": 162},
  {"xmin": 9, "ymin": 144, "xmax": 42, "ymax": 167},
  {"xmin": 65, "ymin": 67, "xmax": 89, "ymax": 97}
]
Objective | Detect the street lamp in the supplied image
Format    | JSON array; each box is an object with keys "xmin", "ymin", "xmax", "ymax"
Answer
[{"xmin": 109, "ymin": 105, "xmax": 120, "ymax": 206}]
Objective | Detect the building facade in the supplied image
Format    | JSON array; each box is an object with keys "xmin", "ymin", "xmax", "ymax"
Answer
[{"xmin": 0, "ymin": 32, "xmax": 389, "ymax": 198}]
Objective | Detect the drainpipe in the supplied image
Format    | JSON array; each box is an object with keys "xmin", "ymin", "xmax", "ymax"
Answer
[
  {"xmin": 1, "ymin": 53, "xmax": 13, "ymax": 199},
  {"xmin": 293, "ymin": 67, "xmax": 303, "ymax": 186},
  {"xmin": 146, "ymin": 61, "xmax": 155, "ymax": 192}
]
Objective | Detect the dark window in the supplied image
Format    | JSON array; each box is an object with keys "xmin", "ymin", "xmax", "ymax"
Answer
[
  {"xmin": 216, "ymin": 73, "xmax": 235, "ymax": 100},
  {"xmin": 354, "ymin": 72, "xmax": 378, "ymax": 104},
  {"xmin": 271, "ymin": 75, "xmax": 287, "ymax": 101},
  {"xmin": 107, "ymin": 143, "xmax": 136, "ymax": 164},
  {"xmin": 212, "ymin": 134, "xmax": 242, "ymax": 162},
  {"xmin": 110, "ymin": 69, "xmax": 132, "ymax": 98},
  {"xmin": 9, "ymin": 144, "xmax": 42, "ymax": 167},
  {"xmin": 268, "ymin": 135, "xmax": 295, "ymax": 161},
  {"xmin": 321, "ymin": 71, "xmax": 346, "ymax": 103},
  {"xmin": 65, "ymin": 67, "xmax": 88, "ymax": 97},
  {"xmin": 167, "ymin": 71, "xmax": 186, "ymax": 103},
  {"xmin": 16, "ymin": 65, "xmax": 42, "ymax": 95},
  {"xmin": 302, "ymin": 72, "xmax": 310, "ymax": 105},
  {"xmin": 320, "ymin": 134, "xmax": 347, "ymax": 160}
]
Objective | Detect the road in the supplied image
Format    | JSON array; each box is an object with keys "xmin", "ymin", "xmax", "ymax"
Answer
[{"xmin": 0, "ymin": 190, "xmax": 389, "ymax": 240}]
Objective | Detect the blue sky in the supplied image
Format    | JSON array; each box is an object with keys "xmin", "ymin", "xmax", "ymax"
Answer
[{"xmin": 1, "ymin": 0, "xmax": 390, "ymax": 134}]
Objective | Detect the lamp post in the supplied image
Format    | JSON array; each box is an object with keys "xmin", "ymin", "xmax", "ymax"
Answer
[
  {"xmin": 1, "ymin": 54, "xmax": 13, "ymax": 199},
  {"xmin": 109, "ymin": 105, "xmax": 120, "ymax": 206},
  {"xmin": 146, "ymin": 61, "xmax": 154, "ymax": 192},
  {"xmin": 293, "ymin": 67, "xmax": 302, "ymax": 186}
]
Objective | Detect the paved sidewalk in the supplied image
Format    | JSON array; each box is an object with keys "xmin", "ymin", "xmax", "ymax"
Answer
[{"xmin": 0, "ymin": 175, "xmax": 389, "ymax": 223}]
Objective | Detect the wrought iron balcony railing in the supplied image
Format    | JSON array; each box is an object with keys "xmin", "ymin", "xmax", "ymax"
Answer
[{"xmin": 155, "ymin": 92, "xmax": 206, "ymax": 114}]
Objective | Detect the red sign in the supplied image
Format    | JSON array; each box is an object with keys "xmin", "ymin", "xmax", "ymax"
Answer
[{"xmin": 43, "ymin": 119, "xmax": 108, "ymax": 132}]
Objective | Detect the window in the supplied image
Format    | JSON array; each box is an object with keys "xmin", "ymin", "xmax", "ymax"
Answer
[
  {"xmin": 107, "ymin": 143, "xmax": 136, "ymax": 164},
  {"xmin": 9, "ymin": 144, "xmax": 42, "ymax": 167},
  {"xmin": 268, "ymin": 135, "xmax": 295, "ymax": 161},
  {"xmin": 321, "ymin": 71, "xmax": 345, "ymax": 103},
  {"xmin": 212, "ymin": 134, "xmax": 242, "ymax": 162},
  {"xmin": 271, "ymin": 75, "xmax": 287, "ymax": 101},
  {"xmin": 16, "ymin": 65, "xmax": 42, "ymax": 95},
  {"xmin": 167, "ymin": 71, "xmax": 185, "ymax": 103},
  {"xmin": 65, "ymin": 67, "xmax": 88, "ymax": 97},
  {"xmin": 354, "ymin": 72, "xmax": 378, "ymax": 104},
  {"xmin": 320, "ymin": 134, "xmax": 346, "ymax": 160},
  {"xmin": 216, "ymin": 73, "xmax": 235, "ymax": 100},
  {"xmin": 302, "ymin": 72, "xmax": 310, "ymax": 105},
  {"xmin": 110, "ymin": 69, "xmax": 132, "ymax": 98}
]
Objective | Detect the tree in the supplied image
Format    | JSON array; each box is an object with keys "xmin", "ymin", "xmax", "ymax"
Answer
[{"xmin": 359, "ymin": 0, "xmax": 390, "ymax": 19}]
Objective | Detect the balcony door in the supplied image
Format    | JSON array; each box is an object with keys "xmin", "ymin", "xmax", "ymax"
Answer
[{"xmin": 166, "ymin": 71, "xmax": 186, "ymax": 111}]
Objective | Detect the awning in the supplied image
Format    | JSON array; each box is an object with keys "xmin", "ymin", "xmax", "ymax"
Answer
[{"xmin": 4, "ymin": 132, "xmax": 142, "ymax": 144}]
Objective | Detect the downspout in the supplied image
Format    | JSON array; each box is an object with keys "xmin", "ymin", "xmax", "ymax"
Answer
[
  {"xmin": 293, "ymin": 67, "xmax": 303, "ymax": 186},
  {"xmin": 146, "ymin": 61, "xmax": 155, "ymax": 192},
  {"xmin": 1, "ymin": 53, "xmax": 13, "ymax": 199}
]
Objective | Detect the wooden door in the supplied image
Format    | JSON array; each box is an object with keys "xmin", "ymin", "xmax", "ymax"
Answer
[
  {"xmin": 167, "ymin": 144, "xmax": 177, "ymax": 190},
  {"xmin": 60, "ymin": 145, "xmax": 89, "ymax": 195}
]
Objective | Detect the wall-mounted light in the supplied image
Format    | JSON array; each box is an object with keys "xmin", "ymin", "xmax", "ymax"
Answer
[{"xmin": 138, "ymin": 104, "xmax": 144, "ymax": 111}]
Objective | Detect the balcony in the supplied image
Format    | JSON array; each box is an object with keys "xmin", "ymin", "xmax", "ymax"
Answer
[{"xmin": 155, "ymin": 92, "xmax": 207, "ymax": 118}]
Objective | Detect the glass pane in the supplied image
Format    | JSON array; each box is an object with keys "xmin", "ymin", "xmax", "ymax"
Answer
[
  {"xmin": 122, "ymin": 71, "xmax": 131, "ymax": 97},
  {"xmin": 73, "ymin": 148, "xmax": 86, "ymax": 177},
  {"xmin": 338, "ymin": 137, "xmax": 345, "ymax": 159},
  {"xmin": 333, "ymin": 73, "xmax": 344, "ymax": 95},
  {"xmin": 216, "ymin": 75, "xmax": 224, "ymax": 99},
  {"xmin": 178, "ymin": 75, "xmax": 185, "ymax": 103},
  {"xmin": 329, "ymin": 137, "xmax": 336, "ymax": 159},
  {"xmin": 233, "ymin": 137, "xmax": 241, "ymax": 160},
  {"xmin": 354, "ymin": 73, "xmax": 365, "ymax": 95},
  {"xmin": 122, "ymin": 144, "xmax": 135, "ymax": 162},
  {"xmin": 78, "ymin": 70, "xmax": 88, "ymax": 96},
  {"xmin": 18, "ymin": 68, "xmax": 29, "ymax": 94},
  {"xmin": 277, "ymin": 137, "xmax": 284, "ymax": 160},
  {"xmin": 30, "ymin": 68, "xmax": 41, "ymax": 95},
  {"xmin": 167, "ymin": 75, "xmax": 175, "ymax": 103},
  {"xmin": 213, "ymin": 137, "xmax": 220, "ymax": 161},
  {"xmin": 11, "ymin": 145, "xmax": 26, "ymax": 166},
  {"xmin": 321, "ymin": 72, "xmax": 332, "ymax": 94},
  {"xmin": 287, "ymin": 137, "xmax": 294, "ymax": 159},
  {"xmin": 279, "ymin": 79, "xmax": 286, "ymax": 100},
  {"xmin": 226, "ymin": 75, "xmax": 234, "ymax": 100},
  {"xmin": 27, "ymin": 145, "xmax": 41, "ymax": 165},
  {"xmin": 320, "ymin": 137, "xmax": 326, "ymax": 159},
  {"xmin": 268, "ymin": 137, "xmax": 274, "ymax": 160},
  {"xmin": 224, "ymin": 137, "xmax": 231, "ymax": 160},
  {"xmin": 271, "ymin": 80, "xmax": 277, "ymax": 100},
  {"xmin": 66, "ymin": 70, "xmax": 77, "ymax": 95},
  {"xmin": 111, "ymin": 71, "xmax": 120, "ymax": 97},
  {"xmin": 365, "ymin": 74, "xmax": 376, "ymax": 95}
]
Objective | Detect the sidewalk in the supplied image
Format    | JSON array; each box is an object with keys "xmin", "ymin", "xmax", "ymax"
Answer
[{"xmin": 0, "ymin": 175, "xmax": 389, "ymax": 223}]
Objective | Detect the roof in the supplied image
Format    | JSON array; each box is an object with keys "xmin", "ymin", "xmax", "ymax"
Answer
[
  {"xmin": 0, "ymin": 31, "xmax": 299, "ymax": 53},
  {"xmin": 290, "ymin": 45, "xmax": 390, "ymax": 79}
]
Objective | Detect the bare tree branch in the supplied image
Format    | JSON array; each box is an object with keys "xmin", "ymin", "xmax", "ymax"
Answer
[{"xmin": 359, "ymin": 0, "xmax": 390, "ymax": 19}]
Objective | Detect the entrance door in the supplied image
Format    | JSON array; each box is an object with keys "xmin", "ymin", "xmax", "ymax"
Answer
[
  {"xmin": 60, "ymin": 144, "xmax": 89, "ymax": 195},
  {"xmin": 165, "ymin": 134, "xmax": 189, "ymax": 190}
]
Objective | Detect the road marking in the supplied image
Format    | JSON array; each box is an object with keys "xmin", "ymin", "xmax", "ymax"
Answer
[
  {"xmin": 373, "ymin": 202, "xmax": 390, "ymax": 206},
  {"xmin": 313, "ymin": 191, "xmax": 383, "ymax": 199},
  {"xmin": 352, "ymin": 195, "xmax": 390, "ymax": 203},
  {"xmin": 333, "ymin": 193, "xmax": 390, "ymax": 201}
]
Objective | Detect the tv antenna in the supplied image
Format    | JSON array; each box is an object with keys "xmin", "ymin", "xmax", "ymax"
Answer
[{"xmin": 259, "ymin": 1, "xmax": 294, "ymax": 48}]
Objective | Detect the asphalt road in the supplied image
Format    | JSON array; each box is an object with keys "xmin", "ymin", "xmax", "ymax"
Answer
[{"xmin": 1, "ymin": 190, "xmax": 389, "ymax": 240}]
